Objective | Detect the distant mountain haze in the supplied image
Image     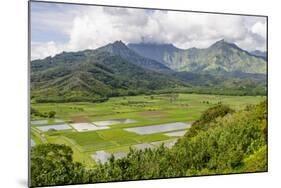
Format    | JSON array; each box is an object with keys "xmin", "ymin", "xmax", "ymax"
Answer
[
  {"xmin": 127, "ymin": 42, "xmax": 182, "ymax": 65},
  {"xmin": 95, "ymin": 41, "xmax": 172, "ymax": 73},
  {"xmin": 128, "ymin": 39, "xmax": 266, "ymax": 74},
  {"xmin": 250, "ymin": 50, "xmax": 267, "ymax": 60}
]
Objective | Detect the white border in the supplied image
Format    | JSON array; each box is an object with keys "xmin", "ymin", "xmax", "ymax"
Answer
[{"xmin": 1, "ymin": 0, "xmax": 280, "ymax": 188}]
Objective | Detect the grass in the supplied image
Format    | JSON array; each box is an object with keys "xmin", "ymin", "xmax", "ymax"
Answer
[
  {"xmin": 64, "ymin": 129, "xmax": 169, "ymax": 152},
  {"xmin": 31, "ymin": 93, "xmax": 265, "ymax": 166},
  {"xmin": 31, "ymin": 131, "xmax": 44, "ymax": 145},
  {"xmin": 46, "ymin": 135, "xmax": 96, "ymax": 167}
]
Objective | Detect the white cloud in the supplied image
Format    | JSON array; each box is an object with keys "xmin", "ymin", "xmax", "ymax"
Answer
[
  {"xmin": 251, "ymin": 22, "xmax": 267, "ymax": 39},
  {"xmin": 31, "ymin": 4, "xmax": 267, "ymax": 60},
  {"xmin": 31, "ymin": 41, "xmax": 65, "ymax": 60}
]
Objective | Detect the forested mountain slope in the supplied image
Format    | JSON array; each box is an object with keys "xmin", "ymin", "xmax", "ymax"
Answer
[{"xmin": 128, "ymin": 39, "xmax": 266, "ymax": 74}]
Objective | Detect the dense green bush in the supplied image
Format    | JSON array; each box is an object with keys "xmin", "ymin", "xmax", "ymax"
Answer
[
  {"xmin": 183, "ymin": 104, "xmax": 234, "ymax": 139},
  {"xmin": 48, "ymin": 111, "xmax": 56, "ymax": 118},
  {"xmin": 31, "ymin": 144, "xmax": 87, "ymax": 187},
  {"xmin": 31, "ymin": 107, "xmax": 57, "ymax": 119},
  {"xmin": 30, "ymin": 107, "xmax": 47, "ymax": 118}
]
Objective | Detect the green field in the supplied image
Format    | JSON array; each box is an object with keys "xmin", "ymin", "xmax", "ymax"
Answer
[{"xmin": 31, "ymin": 93, "xmax": 265, "ymax": 167}]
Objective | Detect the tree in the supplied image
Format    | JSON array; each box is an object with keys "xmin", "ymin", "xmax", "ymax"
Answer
[
  {"xmin": 184, "ymin": 104, "xmax": 234, "ymax": 139},
  {"xmin": 48, "ymin": 111, "xmax": 56, "ymax": 118},
  {"xmin": 31, "ymin": 144, "xmax": 86, "ymax": 187}
]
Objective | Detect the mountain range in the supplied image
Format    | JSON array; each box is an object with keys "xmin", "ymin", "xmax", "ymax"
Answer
[
  {"xmin": 128, "ymin": 39, "xmax": 266, "ymax": 74},
  {"xmin": 250, "ymin": 50, "xmax": 267, "ymax": 60},
  {"xmin": 31, "ymin": 40, "xmax": 267, "ymax": 102}
]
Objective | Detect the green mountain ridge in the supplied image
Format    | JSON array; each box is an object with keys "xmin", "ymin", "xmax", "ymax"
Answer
[
  {"xmin": 95, "ymin": 41, "xmax": 172, "ymax": 73},
  {"xmin": 31, "ymin": 40, "xmax": 267, "ymax": 102},
  {"xmin": 128, "ymin": 39, "xmax": 267, "ymax": 74},
  {"xmin": 31, "ymin": 48, "xmax": 183, "ymax": 102},
  {"xmin": 250, "ymin": 50, "xmax": 267, "ymax": 60}
]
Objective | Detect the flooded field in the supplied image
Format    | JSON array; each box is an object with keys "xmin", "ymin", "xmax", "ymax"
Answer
[
  {"xmin": 164, "ymin": 130, "xmax": 187, "ymax": 137},
  {"xmin": 54, "ymin": 119, "xmax": 64, "ymax": 123},
  {"xmin": 31, "ymin": 120, "xmax": 48, "ymax": 125},
  {"xmin": 134, "ymin": 143, "xmax": 154, "ymax": 150},
  {"xmin": 150, "ymin": 139, "xmax": 178, "ymax": 148},
  {"xmin": 31, "ymin": 139, "xmax": 36, "ymax": 147},
  {"xmin": 91, "ymin": 151, "xmax": 127, "ymax": 164},
  {"xmin": 91, "ymin": 138, "xmax": 180, "ymax": 164},
  {"xmin": 37, "ymin": 124, "xmax": 72, "ymax": 132},
  {"xmin": 93, "ymin": 119, "xmax": 137, "ymax": 126},
  {"xmin": 124, "ymin": 122, "xmax": 191, "ymax": 135},
  {"xmin": 71, "ymin": 123, "xmax": 109, "ymax": 132}
]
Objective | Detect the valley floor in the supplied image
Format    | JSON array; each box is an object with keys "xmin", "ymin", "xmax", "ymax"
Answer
[{"xmin": 30, "ymin": 93, "xmax": 265, "ymax": 167}]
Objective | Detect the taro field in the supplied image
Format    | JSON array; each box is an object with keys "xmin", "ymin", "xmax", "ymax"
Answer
[{"xmin": 30, "ymin": 93, "xmax": 265, "ymax": 167}]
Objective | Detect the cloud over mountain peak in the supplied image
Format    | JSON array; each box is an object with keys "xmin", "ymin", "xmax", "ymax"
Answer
[{"xmin": 31, "ymin": 2, "xmax": 267, "ymax": 60}]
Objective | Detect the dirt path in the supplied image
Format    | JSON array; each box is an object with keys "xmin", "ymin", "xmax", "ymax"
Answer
[
  {"xmin": 31, "ymin": 127, "xmax": 47, "ymax": 143},
  {"xmin": 71, "ymin": 115, "xmax": 91, "ymax": 123}
]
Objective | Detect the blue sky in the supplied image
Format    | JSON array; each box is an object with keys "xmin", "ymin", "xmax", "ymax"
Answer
[
  {"xmin": 31, "ymin": 2, "xmax": 74, "ymax": 43},
  {"xmin": 30, "ymin": 1, "xmax": 267, "ymax": 60}
]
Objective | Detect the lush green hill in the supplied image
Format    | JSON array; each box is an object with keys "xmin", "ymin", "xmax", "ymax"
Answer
[
  {"xmin": 31, "ymin": 49, "xmax": 182, "ymax": 102},
  {"xmin": 128, "ymin": 39, "xmax": 267, "ymax": 74}
]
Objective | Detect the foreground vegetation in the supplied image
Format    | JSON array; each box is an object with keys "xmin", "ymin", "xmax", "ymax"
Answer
[{"xmin": 31, "ymin": 101, "xmax": 267, "ymax": 187}]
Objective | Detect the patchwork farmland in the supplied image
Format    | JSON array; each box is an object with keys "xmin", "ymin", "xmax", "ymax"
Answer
[{"xmin": 30, "ymin": 93, "xmax": 265, "ymax": 166}]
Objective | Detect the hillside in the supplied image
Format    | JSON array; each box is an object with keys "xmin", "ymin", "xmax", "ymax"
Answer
[
  {"xmin": 31, "ymin": 40, "xmax": 267, "ymax": 102},
  {"xmin": 31, "ymin": 45, "xmax": 182, "ymax": 102},
  {"xmin": 95, "ymin": 41, "xmax": 172, "ymax": 73},
  {"xmin": 250, "ymin": 50, "xmax": 267, "ymax": 60},
  {"xmin": 127, "ymin": 42, "xmax": 182, "ymax": 65},
  {"xmin": 128, "ymin": 39, "xmax": 267, "ymax": 74}
]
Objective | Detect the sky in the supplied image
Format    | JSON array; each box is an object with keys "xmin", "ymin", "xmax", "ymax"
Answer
[{"xmin": 30, "ymin": 2, "xmax": 267, "ymax": 60}]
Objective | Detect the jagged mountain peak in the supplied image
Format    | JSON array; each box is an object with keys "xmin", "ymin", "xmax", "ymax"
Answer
[
  {"xmin": 98, "ymin": 40, "xmax": 129, "ymax": 53},
  {"xmin": 111, "ymin": 40, "xmax": 127, "ymax": 47},
  {"xmin": 128, "ymin": 39, "xmax": 266, "ymax": 74},
  {"xmin": 209, "ymin": 39, "xmax": 240, "ymax": 50},
  {"xmin": 94, "ymin": 40, "xmax": 172, "ymax": 73}
]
